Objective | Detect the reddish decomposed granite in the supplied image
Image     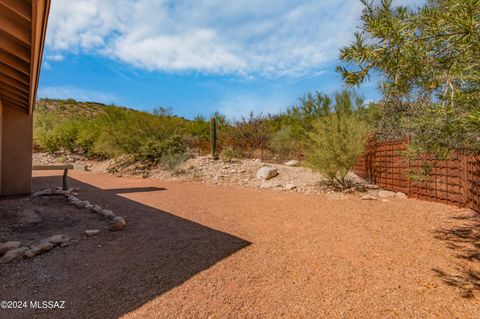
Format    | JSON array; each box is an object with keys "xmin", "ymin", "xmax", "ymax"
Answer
[{"xmin": 0, "ymin": 170, "xmax": 479, "ymax": 319}]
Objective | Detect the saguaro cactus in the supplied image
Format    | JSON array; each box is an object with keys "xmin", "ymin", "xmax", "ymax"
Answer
[{"xmin": 210, "ymin": 116, "xmax": 218, "ymax": 159}]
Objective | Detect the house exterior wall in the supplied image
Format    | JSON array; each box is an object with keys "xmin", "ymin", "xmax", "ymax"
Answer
[
  {"xmin": 0, "ymin": 102, "xmax": 33, "ymax": 195},
  {"xmin": 0, "ymin": 98, "xmax": 2, "ymax": 193}
]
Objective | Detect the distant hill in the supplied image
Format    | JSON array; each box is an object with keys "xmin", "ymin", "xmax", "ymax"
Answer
[{"xmin": 35, "ymin": 98, "xmax": 132, "ymax": 118}]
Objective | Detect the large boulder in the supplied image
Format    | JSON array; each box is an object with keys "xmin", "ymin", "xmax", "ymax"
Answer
[{"xmin": 256, "ymin": 166, "xmax": 278, "ymax": 180}]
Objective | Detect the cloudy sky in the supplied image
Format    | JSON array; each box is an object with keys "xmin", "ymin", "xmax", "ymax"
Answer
[{"xmin": 38, "ymin": 0, "xmax": 421, "ymax": 119}]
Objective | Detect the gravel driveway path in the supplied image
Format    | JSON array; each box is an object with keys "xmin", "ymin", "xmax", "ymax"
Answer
[{"xmin": 1, "ymin": 171, "xmax": 479, "ymax": 318}]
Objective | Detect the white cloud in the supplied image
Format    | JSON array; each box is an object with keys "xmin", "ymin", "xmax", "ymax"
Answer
[
  {"xmin": 45, "ymin": 53, "xmax": 64, "ymax": 61},
  {"xmin": 45, "ymin": 0, "xmax": 423, "ymax": 77},
  {"xmin": 37, "ymin": 86, "xmax": 117, "ymax": 104}
]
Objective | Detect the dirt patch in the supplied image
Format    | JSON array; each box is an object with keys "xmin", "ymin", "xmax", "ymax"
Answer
[{"xmin": 0, "ymin": 195, "xmax": 106, "ymax": 246}]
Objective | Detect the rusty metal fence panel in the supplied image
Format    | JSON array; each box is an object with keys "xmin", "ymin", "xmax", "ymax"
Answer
[
  {"xmin": 353, "ymin": 137, "xmax": 480, "ymax": 213},
  {"xmin": 466, "ymin": 156, "xmax": 480, "ymax": 212},
  {"xmin": 373, "ymin": 139, "xmax": 409, "ymax": 193}
]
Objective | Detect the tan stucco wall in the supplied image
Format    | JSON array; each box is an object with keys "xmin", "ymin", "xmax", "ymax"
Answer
[{"xmin": 0, "ymin": 103, "xmax": 33, "ymax": 196}]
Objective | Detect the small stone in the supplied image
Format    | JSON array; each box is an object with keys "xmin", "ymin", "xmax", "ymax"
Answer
[
  {"xmin": 101, "ymin": 209, "xmax": 115, "ymax": 219},
  {"xmin": 40, "ymin": 235, "xmax": 69, "ymax": 245},
  {"xmin": 74, "ymin": 201, "xmax": 84, "ymax": 208},
  {"xmin": 284, "ymin": 160, "xmax": 299, "ymax": 167},
  {"xmin": 84, "ymin": 229, "xmax": 100, "ymax": 237},
  {"xmin": 24, "ymin": 242, "xmax": 55, "ymax": 258},
  {"xmin": 256, "ymin": 166, "xmax": 278, "ymax": 180},
  {"xmin": 260, "ymin": 181, "xmax": 282, "ymax": 189},
  {"xmin": 214, "ymin": 174, "xmax": 225, "ymax": 180},
  {"xmin": 0, "ymin": 241, "xmax": 21, "ymax": 255},
  {"xmin": 109, "ymin": 216, "xmax": 126, "ymax": 231},
  {"xmin": 361, "ymin": 194, "xmax": 378, "ymax": 200},
  {"xmin": 377, "ymin": 190, "xmax": 397, "ymax": 198},
  {"xmin": 92, "ymin": 205, "xmax": 103, "ymax": 214},
  {"xmin": 67, "ymin": 195, "xmax": 78, "ymax": 202},
  {"xmin": 0, "ymin": 247, "xmax": 29, "ymax": 264},
  {"xmin": 285, "ymin": 183, "xmax": 297, "ymax": 190},
  {"xmin": 32, "ymin": 189, "xmax": 52, "ymax": 197},
  {"xmin": 395, "ymin": 192, "xmax": 408, "ymax": 199},
  {"xmin": 73, "ymin": 200, "xmax": 90, "ymax": 208}
]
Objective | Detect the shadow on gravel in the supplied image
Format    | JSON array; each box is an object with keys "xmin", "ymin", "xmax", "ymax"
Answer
[
  {"xmin": 433, "ymin": 210, "xmax": 480, "ymax": 298},
  {"xmin": 0, "ymin": 176, "xmax": 250, "ymax": 319}
]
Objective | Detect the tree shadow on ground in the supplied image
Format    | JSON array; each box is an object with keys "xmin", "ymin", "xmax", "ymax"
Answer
[
  {"xmin": 433, "ymin": 210, "xmax": 480, "ymax": 298},
  {"xmin": 0, "ymin": 176, "xmax": 250, "ymax": 319}
]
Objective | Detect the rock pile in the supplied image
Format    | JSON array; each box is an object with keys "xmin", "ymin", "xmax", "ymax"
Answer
[
  {"xmin": 0, "ymin": 187, "xmax": 128, "ymax": 265},
  {"xmin": 34, "ymin": 187, "xmax": 127, "ymax": 232},
  {"xmin": 0, "ymin": 235, "xmax": 69, "ymax": 263}
]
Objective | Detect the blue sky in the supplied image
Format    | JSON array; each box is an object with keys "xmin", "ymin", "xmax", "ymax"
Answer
[{"xmin": 38, "ymin": 0, "xmax": 419, "ymax": 120}]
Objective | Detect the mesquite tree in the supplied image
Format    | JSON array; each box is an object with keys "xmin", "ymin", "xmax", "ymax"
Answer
[{"xmin": 338, "ymin": 0, "xmax": 480, "ymax": 157}]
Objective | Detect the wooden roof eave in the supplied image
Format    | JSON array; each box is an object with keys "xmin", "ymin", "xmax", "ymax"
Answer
[{"xmin": 28, "ymin": 0, "xmax": 51, "ymax": 115}]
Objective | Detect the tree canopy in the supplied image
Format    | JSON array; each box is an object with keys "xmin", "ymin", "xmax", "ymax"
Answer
[{"xmin": 338, "ymin": 0, "xmax": 480, "ymax": 156}]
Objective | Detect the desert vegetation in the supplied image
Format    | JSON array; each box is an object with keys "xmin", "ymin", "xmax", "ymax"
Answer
[
  {"xmin": 34, "ymin": 0, "xmax": 479, "ymax": 188},
  {"xmin": 34, "ymin": 90, "xmax": 375, "ymax": 186}
]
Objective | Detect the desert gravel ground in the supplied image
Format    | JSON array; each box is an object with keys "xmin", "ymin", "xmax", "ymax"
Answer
[{"xmin": 1, "ymin": 170, "xmax": 479, "ymax": 318}]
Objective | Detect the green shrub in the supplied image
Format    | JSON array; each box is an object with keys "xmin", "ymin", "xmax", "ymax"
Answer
[
  {"xmin": 138, "ymin": 136, "xmax": 186, "ymax": 163},
  {"xmin": 268, "ymin": 125, "xmax": 300, "ymax": 160},
  {"xmin": 161, "ymin": 152, "xmax": 188, "ymax": 171},
  {"xmin": 304, "ymin": 93, "xmax": 370, "ymax": 188},
  {"xmin": 33, "ymin": 113, "xmax": 82, "ymax": 152}
]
